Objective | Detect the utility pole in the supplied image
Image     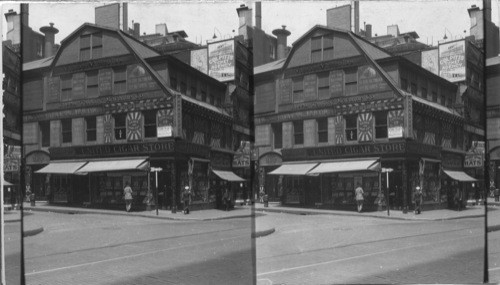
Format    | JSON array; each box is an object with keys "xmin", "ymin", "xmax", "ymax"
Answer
[{"xmin": 150, "ymin": 167, "xmax": 163, "ymax": 216}]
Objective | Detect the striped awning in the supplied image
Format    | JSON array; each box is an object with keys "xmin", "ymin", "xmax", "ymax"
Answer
[
  {"xmin": 76, "ymin": 158, "xmax": 149, "ymax": 173},
  {"xmin": 35, "ymin": 161, "xmax": 87, "ymax": 174},
  {"xmin": 308, "ymin": 159, "xmax": 380, "ymax": 174},
  {"xmin": 212, "ymin": 170, "xmax": 245, "ymax": 182},
  {"xmin": 268, "ymin": 163, "xmax": 319, "ymax": 175},
  {"xmin": 443, "ymin": 170, "xmax": 477, "ymax": 182}
]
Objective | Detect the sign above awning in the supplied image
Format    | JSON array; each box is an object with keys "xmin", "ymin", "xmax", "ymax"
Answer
[
  {"xmin": 212, "ymin": 170, "xmax": 245, "ymax": 182},
  {"xmin": 268, "ymin": 163, "xmax": 318, "ymax": 175},
  {"xmin": 308, "ymin": 159, "xmax": 380, "ymax": 174},
  {"xmin": 443, "ymin": 169, "xmax": 477, "ymax": 182},
  {"xmin": 35, "ymin": 161, "xmax": 87, "ymax": 174},
  {"xmin": 76, "ymin": 158, "xmax": 149, "ymax": 173}
]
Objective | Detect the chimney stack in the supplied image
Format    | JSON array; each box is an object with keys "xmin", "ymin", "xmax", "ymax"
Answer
[
  {"xmin": 387, "ymin": 24, "xmax": 400, "ymax": 37},
  {"xmin": 353, "ymin": 0, "xmax": 359, "ymax": 34},
  {"xmin": 134, "ymin": 22, "xmax": 140, "ymax": 38},
  {"xmin": 122, "ymin": 3, "xmax": 128, "ymax": 32},
  {"xmin": 4, "ymin": 9, "xmax": 20, "ymax": 45},
  {"xmin": 272, "ymin": 25, "xmax": 291, "ymax": 60},
  {"xmin": 20, "ymin": 4, "xmax": 28, "ymax": 27},
  {"xmin": 365, "ymin": 24, "xmax": 372, "ymax": 38},
  {"xmin": 255, "ymin": 1, "xmax": 262, "ymax": 29},
  {"xmin": 326, "ymin": 5, "xmax": 351, "ymax": 31},
  {"xmin": 39, "ymin": 22, "xmax": 59, "ymax": 58},
  {"xmin": 236, "ymin": 4, "xmax": 252, "ymax": 40},
  {"xmin": 156, "ymin": 23, "xmax": 168, "ymax": 36}
]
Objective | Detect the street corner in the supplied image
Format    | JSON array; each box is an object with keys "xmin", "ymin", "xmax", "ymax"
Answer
[
  {"xmin": 23, "ymin": 226, "xmax": 44, "ymax": 237},
  {"xmin": 252, "ymin": 227, "xmax": 276, "ymax": 238}
]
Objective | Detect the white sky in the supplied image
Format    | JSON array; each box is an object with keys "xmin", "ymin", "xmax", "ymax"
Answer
[{"xmin": 1, "ymin": 1, "xmax": 498, "ymax": 48}]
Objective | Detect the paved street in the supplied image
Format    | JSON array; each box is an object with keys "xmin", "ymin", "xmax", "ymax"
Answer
[
  {"xmin": 4, "ymin": 210, "xmax": 22, "ymax": 285},
  {"xmin": 256, "ymin": 211, "xmax": 484, "ymax": 284},
  {"xmin": 23, "ymin": 211, "xmax": 253, "ymax": 285}
]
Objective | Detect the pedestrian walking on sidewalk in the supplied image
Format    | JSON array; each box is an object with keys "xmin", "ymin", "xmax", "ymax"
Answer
[
  {"xmin": 414, "ymin": 186, "xmax": 423, "ymax": 214},
  {"xmin": 182, "ymin": 186, "xmax": 191, "ymax": 214},
  {"xmin": 123, "ymin": 182, "xmax": 134, "ymax": 212},
  {"xmin": 355, "ymin": 183, "xmax": 364, "ymax": 213},
  {"xmin": 454, "ymin": 189, "xmax": 463, "ymax": 211},
  {"xmin": 222, "ymin": 189, "xmax": 230, "ymax": 211},
  {"xmin": 495, "ymin": 188, "xmax": 500, "ymax": 202}
]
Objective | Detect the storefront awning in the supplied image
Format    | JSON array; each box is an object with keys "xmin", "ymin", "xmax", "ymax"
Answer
[
  {"xmin": 268, "ymin": 163, "xmax": 319, "ymax": 175},
  {"xmin": 35, "ymin": 161, "xmax": 87, "ymax": 174},
  {"xmin": 308, "ymin": 159, "xmax": 380, "ymax": 174},
  {"xmin": 212, "ymin": 170, "xmax": 245, "ymax": 182},
  {"xmin": 75, "ymin": 158, "xmax": 149, "ymax": 173},
  {"xmin": 443, "ymin": 170, "xmax": 477, "ymax": 182}
]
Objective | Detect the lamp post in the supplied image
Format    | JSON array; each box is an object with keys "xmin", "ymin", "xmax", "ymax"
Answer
[
  {"xmin": 150, "ymin": 167, "xmax": 163, "ymax": 216},
  {"xmin": 382, "ymin": 168, "xmax": 394, "ymax": 216}
]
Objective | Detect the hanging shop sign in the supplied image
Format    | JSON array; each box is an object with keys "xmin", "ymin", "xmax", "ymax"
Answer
[
  {"xmin": 464, "ymin": 154, "xmax": 483, "ymax": 168},
  {"xmin": 233, "ymin": 141, "xmax": 252, "ymax": 168},
  {"xmin": 25, "ymin": 150, "xmax": 50, "ymax": 165},
  {"xmin": 4, "ymin": 145, "xmax": 21, "ymax": 172},
  {"xmin": 259, "ymin": 152, "xmax": 282, "ymax": 166}
]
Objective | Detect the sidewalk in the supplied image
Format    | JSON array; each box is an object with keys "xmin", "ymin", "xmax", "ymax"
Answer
[
  {"xmin": 254, "ymin": 202, "xmax": 491, "ymax": 221},
  {"xmin": 22, "ymin": 201, "xmax": 254, "ymax": 221}
]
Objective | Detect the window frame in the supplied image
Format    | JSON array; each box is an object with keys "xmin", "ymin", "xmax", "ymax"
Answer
[
  {"xmin": 85, "ymin": 116, "xmax": 97, "ymax": 142},
  {"xmin": 114, "ymin": 113, "xmax": 127, "ymax": 141},
  {"xmin": 317, "ymin": 72, "xmax": 330, "ymax": 99},
  {"xmin": 345, "ymin": 115, "xmax": 358, "ymax": 142},
  {"xmin": 344, "ymin": 68, "xmax": 358, "ymax": 96},
  {"xmin": 292, "ymin": 76, "xmax": 304, "ymax": 102},
  {"xmin": 113, "ymin": 67, "xmax": 127, "ymax": 94},
  {"xmin": 39, "ymin": 121, "xmax": 51, "ymax": 147},
  {"xmin": 79, "ymin": 33, "xmax": 103, "ymax": 61},
  {"xmin": 272, "ymin": 123, "xmax": 282, "ymax": 149},
  {"xmin": 317, "ymin": 117, "xmax": 328, "ymax": 143},
  {"xmin": 86, "ymin": 70, "xmax": 99, "ymax": 97},
  {"xmin": 143, "ymin": 110, "xmax": 157, "ymax": 139},
  {"xmin": 61, "ymin": 118, "xmax": 72, "ymax": 144},
  {"xmin": 60, "ymin": 74, "xmax": 72, "ymax": 101},
  {"xmin": 374, "ymin": 111, "xmax": 388, "ymax": 139},
  {"xmin": 293, "ymin": 121, "xmax": 304, "ymax": 145}
]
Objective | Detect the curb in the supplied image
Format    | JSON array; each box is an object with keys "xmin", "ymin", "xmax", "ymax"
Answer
[
  {"xmin": 252, "ymin": 228, "xmax": 275, "ymax": 238},
  {"xmin": 255, "ymin": 208, "xmax": 485, "ymax": 221},
  {"xmin": 23, "ymin": 227, "xmax": 44, "ymax": 237},
  {"xmin": 24, "ymin": 207, "xmax": 254, "ymax": 222}
]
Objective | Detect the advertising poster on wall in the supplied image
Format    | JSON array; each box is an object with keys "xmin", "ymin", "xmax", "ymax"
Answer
[
  {"xmin": 190, "ymin": 48, "xmax": 208, "ymax": 74},
  {"xmin": 208, "ymin": 39, "xmax": 235, "ymax": 82},
  {"xmin": 421, "ymin": 48, "xmax": 439, "ymax": 75},
  {"xmin": 439, "ymin": 40, "xmax": 466, "ymax": 82}
]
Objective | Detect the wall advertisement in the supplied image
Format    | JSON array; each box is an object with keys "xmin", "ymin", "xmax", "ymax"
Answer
[
  {"xmin": 421, "ymin": 48, "xmax": 439, "ymax": 75},
  {"xmin": 208, "ymin": 39, "xmax": 235, "ymax": 82},
  {"xmin": 439, "ymin": 40, "xmax": 466, "ymax": 82},
  {"xmin": 190, "ymin": 48, "xmax": 208, "ymax": 74}
]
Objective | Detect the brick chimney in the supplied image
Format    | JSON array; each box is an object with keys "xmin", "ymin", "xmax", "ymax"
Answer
[
  {"xmin": 4, "ymin": 9, "xmax": 20, "ymax": 45},
  {"xmin": 20, "ymin": 4, "xmax": 29, "ymax": 28},
  {"xmin": 39, "ymin": 23, "xmax": 59, "ymax": 58},
  {"xmin": 236, "ymin": 4, "xmax": 252, "ymax": 40},
  {"xmin": 365, "ymin": 24, "xmax": 372, "ymax": 39},
  {"xmin": 272, "ymin": 25, "xmax": 291, "ymax": 60},
  {"xmin": 255, "ymin": 1, "xmax": 262, "ymax": 29}
]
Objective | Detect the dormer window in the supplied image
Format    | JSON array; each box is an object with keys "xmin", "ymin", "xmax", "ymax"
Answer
[
  {"xmin": 311, "ymin": 35, "xmax": 334, "ymax": 63},
  {"xmin": 80, "ymin": 33, "xmax": 103, "ymax": 61}
]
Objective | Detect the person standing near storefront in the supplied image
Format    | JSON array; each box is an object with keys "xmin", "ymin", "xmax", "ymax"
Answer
[
  {"xmin": 454, "ymin": 188, "xmax": 463, "ymax": 211},
  {"xmin": 222, "ymin": 189, "xmax": 230, "ymax": 211},
  {"xmin": 414, "ymin": 186, "xmax": 423, "ymax": 214},
  {"xmin": 123, "ymin": 182, "xmax": 133, "ymax": 212},
  {"xmin": 494, "ymin": 187, "xmax": 500, "ymax": 202},
  {"xmin": 182, "ymin": 186, "xmax": 191, "ymax": 214},
  {"xmin": 355, "ymin": 183, "xmax": 364, "ymax": 213}
]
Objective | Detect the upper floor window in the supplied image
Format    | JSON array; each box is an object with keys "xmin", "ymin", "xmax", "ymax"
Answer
[
  {"xmin": 80, "ymin": 33, "xmax": 103, "ymax": 61},
  {"xmin": 345, "ymin": 68, "xmax": 358, "ymax": 96},
  {"xmin": 374, "ymin": 112, "xmax": 388, "ymax": 139},
  {"xmin": 113, "ymin": 67, "xmax": 127, "ymax": 94},
  {"xmin": 114, "ymin": 113, "xmax": 126, "ymax": 140},
  {"xmin": 85, "ymin": 116, "xmax": 97, "ymax": 142},
  {"xmin": 432, "ymin": 91, "xmax": 438, "ymax": 102},
  {"xmin": 272, "ymin": 123, "xmax": 282, "ymax": 149},
  {"xmin": 345, "ymin": 115, "xmax": 357, "ymax": 142},
  {"xmin": 293, "ymin": 121, "xmax": 304, "ymax": 145},
  {"xmin": 401, "ymin": 78, "xmax": 408, "ymax": 92},
  {"xmin": 190, "ymin": 86, "xmax": 197, "ymax": 98},
  {"xmin": 441, "ymin": 94, "xmax": 446, "ymax": 106},
  {"xmin": 180, "ymin": 81, "xmax": 187, "ymax": 95},
  {"xmin": 39, "ymin": 121, "xmax": 50, "ymax": 147},
  {"xmin": 60, "ymin": 75, "xmax": 72, "ymax": 101},
  {"xmin": 208, "ymin": 93, "xmax": 214, "ymax": 105},
  {"xmin": 317, "ymin": 72, "xmax": 329, "ymax": 99},
  {"xmin": 410, "ymin": 83, "xmax": 417, "ymax": 95},
  {"xmin": 421, "ymin": 87, "xmax": 427, "ymax": 99},
  {"xmin": 170, "ymin": 75, "xmax": 178, "ymax": 90},
  {"xmin": 143, "ymin": 111, "xmax": 157, "ymax": 138},
  {"xmin": 201, "ymin": 89, "xmax": 207, "ymax": 102},
  {"xmin": 86, "ymin": 71, "xmax": 98, "ymax": 98},
  {"xmin": 311, "ymin": 35, "xmax": 334, "ymax": 63},
  {"xmin": 61, "ymin": 118, "xmax": 72, "ymax": 144},
  {"xmin": 317, "ymin": 117, "xmax": 328, "ymax": 143},
  {"xmin": 293, "ymin": 77, "xmax": 304, "ymax": 101}
]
